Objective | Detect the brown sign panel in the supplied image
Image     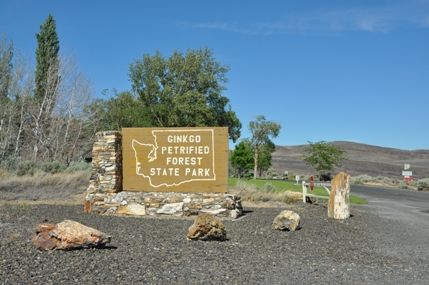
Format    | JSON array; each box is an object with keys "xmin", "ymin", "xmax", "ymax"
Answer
[{"xmin": 122, "ymin": 127, "xmax": 228, "ymax": 193}]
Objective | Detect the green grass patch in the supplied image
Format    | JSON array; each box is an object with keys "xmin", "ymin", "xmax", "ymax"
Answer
[{"xmin": 228, "ymin": 178, "xmax": 367, "ymax": 204}]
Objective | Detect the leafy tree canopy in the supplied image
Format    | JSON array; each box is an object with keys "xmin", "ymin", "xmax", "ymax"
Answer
[
  {"xmin": 128, "ymin": 47, "xmax": 241, "ymax": 142},
  {"xmin": 248, "ymin": 115, "xmax": 281, "ymax": 179},
  {"xmin": 91, "ymin": 89, "xmax": 151, "ymax": 131},
  {"xmin": 302, "ymin": 141, "xmax": 348, "ymax": 176},
  {"xmin": 257, "ymin": 140, "xmax": 275, "ymax": 177},
  {"xmin": 230, "ymin": 140, "xmax": 254, "ymax": 179}
]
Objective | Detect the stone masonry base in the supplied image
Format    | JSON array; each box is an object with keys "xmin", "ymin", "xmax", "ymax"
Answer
[
  {"xmin": 85, "ymin": 130, "xmax": 242, "ymax": 219},
  {"xmin": 84, "ymin": 191, "xmax": 243, "ymax": 219}
]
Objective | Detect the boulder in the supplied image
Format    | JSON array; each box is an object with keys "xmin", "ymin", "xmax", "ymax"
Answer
[
  {"xmin": 187, "ymin": 213, "xmax": 226, "ymax": 241},
  {"xmin": 33, "ymin": 220, "xmax": 111, "ymax": 251},
  {"xmin": 271, "ymin": 210, "xmax": 301, "ymax": 231}
]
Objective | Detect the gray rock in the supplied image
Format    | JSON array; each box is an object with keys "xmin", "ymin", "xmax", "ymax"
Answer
[{"xmin": 271, "ymin": 210, "xmax": 300, "ymax": 231}]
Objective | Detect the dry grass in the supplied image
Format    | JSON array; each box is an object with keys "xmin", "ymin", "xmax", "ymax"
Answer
[
  {"xmin": 241, "ymin": 190, "xmax": 301, "ymax": 204},
  {"xmin": 230, "ymin": 180, "xmax": 302, "ymax": 204},
  {"xmin": 0, "ymin": 170, "xmax": 90, "ymax": 202}
]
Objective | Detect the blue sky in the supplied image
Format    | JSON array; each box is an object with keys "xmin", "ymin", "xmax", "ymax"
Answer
[{"xmin": 1, "ymin": 0, "xmax": 428, "ymax": 150}]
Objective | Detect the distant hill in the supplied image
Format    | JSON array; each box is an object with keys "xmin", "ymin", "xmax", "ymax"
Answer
[{"xmin": 271, "ymin": 141, "xmax": 429, "ymax": 180}]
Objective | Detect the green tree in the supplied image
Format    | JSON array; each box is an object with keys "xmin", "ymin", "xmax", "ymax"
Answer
[
  {"xmin": 93, "ymin": 89, "xmax": 152, "ymax": 131},
  {"xmin": 249, "ymin": 115, "xmax": 281, "ymax": 179},
  {"xmin": 35, "ymin": 14, "xmax": 60, "ymax": 108},
  {"xmin": 257, "ymin": 140, "xmax": 275, "ymax": 177},
  {"xmin": 128, "ymin": 47, "xmax": 241, "ymax": 142},
  {"xmin": 302, "ymin": 141, "xmax": 348, "ymax": 179},
  {"xmin": 230, "ymin": 141, "xmax": 254, "ymax": 178},
  {"xmin": 0, "ymin": 34, "xmax": 13, "ymax": 98}
]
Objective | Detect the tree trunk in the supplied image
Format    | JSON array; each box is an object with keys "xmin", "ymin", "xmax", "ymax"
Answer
[{"xmin": 253, "ymin": 148, "xmax": 259, "ymax": 179}]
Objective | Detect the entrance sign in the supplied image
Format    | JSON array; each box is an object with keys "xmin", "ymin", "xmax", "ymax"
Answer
[
  {"xmin": 402, "ymin": 171, "xmax": 412, "ymax": 177},
  {"xmin": 122, "ymin": 127, "xmax": 228, "ymax": 193}
]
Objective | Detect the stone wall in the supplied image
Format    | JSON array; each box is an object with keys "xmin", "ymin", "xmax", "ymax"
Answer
[{"xmin": 84, "ymin": 130, "xmax": 242, "ymax": 219}]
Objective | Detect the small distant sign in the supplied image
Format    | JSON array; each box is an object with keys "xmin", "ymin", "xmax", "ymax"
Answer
[
  {"xmin": 295, "ymin": 175, "xmax": 300, "ymax": 183},
  {"xmin": 402, "ymin": 171, "xmax": 412, "ymax": 177},
  {"xmin": 404, "ymin": 163, "xmax": 410, "ymax": 170}
]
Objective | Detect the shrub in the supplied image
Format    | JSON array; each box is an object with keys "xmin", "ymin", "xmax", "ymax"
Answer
[
  {"xmin": 0, "ymin": 155, "xmax": 22, "ymax": 171},
  {"xmin": 417, "ymin": 178, "xmax": 429, "ymax": 191},
  {"xmin": 16, "ymin": 160, "xmax": 38, "ymax": 176},
  {"xmin": 260, "ymin": 183, "xmax": 276, "ymax": 193},
  {"xmin": 353, "ymin": 174, "xmax": 373, "ymax": 183},
  {"xmin": 374, "ymin": 176, "xmax": 391, "ymax": 185},
  {"xmin": 40, "ymin": 161, "xmax": 66, "ymax": 174},
  {"xmin": 235, "ymin": 180, "xmax": 257, "ymax": 192},
  {"xmin": 16, "ymin": 160, "xmax": 68, "ymax": 176},
  {"xmin": 265, "ymin": 168, "xmax": 278, "ymax": 179},
  {"xmin": 65, "ymin": 161, "xmax": 91, "ymax": 173},
  {"xmin": 280, "ymin": 193, "xmax": 298, "ymax": 204}
]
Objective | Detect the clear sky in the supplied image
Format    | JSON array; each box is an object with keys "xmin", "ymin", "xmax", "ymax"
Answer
[{"xmin": 1, "ymin": 0, "xmax": 428, "ymax": 150}]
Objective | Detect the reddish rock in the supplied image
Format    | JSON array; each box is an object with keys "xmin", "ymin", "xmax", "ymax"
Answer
[
  {"xmin": 33, "ymin": 220, "xmax": 111, "ymax": 251},
  {"xmin": 84, "ymin": 200, "xmax": 91, "ymax": 213}
]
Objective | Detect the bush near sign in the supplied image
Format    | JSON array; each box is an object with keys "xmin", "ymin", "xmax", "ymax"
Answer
[{"xmin": 122, "ymin": 127, "xmax": 228, "ymax": 193}]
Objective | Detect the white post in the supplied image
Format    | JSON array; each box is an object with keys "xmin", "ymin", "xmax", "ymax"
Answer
[{"xmin": 302, "ymin": 181, "xmax": 307, "ymax": 203}]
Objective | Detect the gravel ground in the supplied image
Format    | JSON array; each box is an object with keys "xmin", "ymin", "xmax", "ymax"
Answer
[{"xmin": 1, "ymin": 201, "xmax": 428, "ymax": 285}]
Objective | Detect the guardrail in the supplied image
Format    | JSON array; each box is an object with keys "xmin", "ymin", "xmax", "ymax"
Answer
[{"xmin": 302, "ymin": 181, "xmax": 331, "ymax": 203}]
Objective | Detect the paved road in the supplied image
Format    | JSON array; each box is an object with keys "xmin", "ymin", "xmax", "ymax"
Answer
[
  {"xmin": 351, "ymin": 184, "xmax": 429, "ymax": 260},
  {"xmin": 351, "ymin": 184, "xmax": 429, "ymax": 221}
]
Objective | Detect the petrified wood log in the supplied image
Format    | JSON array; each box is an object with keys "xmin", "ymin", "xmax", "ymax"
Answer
[
  {"xmin": 33, "ymin": 220, "xmax": 111, "ymax": 251},
  {"xmin": 187, "ymin": 213, "xmax": 226, "ymax": 241},
  {"xmin": 328, "ymin": 172, "xmax": 351, "ymax": 219}
]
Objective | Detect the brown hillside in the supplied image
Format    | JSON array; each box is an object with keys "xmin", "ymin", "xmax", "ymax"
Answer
[{"xmin": 271, "ymin": 141, "xmax": 429, "ymax": 180}]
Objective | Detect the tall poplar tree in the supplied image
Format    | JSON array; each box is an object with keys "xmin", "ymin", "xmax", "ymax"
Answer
[
  {"xmin": 0, "ymin": 34, "xmax": 13, "ymax": 99},
  {"xmin": 35, "ymin": 14, "xmax": 60, "ymax": 108},
  {"xmin": 32, "ymin": 14, "xmax": 60, "ymax": 161}
]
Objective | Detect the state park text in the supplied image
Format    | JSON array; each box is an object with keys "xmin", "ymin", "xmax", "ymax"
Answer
[{"xmin": 122, "ymin": 127, "xmax": 228, "ymax": 193}]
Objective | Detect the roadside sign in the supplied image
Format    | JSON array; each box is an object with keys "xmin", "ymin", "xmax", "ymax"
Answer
[
  {"xmin": 404, "ymin": 176, "xmax": 409, "ymax": 185},
  {"xmin": 404, "ymin": 163, "xmax": 410, "ymax": 170},
  {"xmin": 310, "ymin": 175, "xmax": 314, "ymax": 191},
  {"xmin": 402, "ymin": 171, "xmax": 412, "ymax": 176},
  {"xmin": 296, "ymin": 175, "xmax": 300, "ymax": 183}
]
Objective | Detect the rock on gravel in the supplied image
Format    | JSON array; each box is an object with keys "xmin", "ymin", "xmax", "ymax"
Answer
[{"xmin": 1, "ymin": 202, "xmax": 428, "ymax": 284}]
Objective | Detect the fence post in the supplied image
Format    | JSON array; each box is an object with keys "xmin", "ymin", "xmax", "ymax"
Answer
[{"xmin": 302, "ymin": 181, "xmax": 307, "ymax": 203}]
